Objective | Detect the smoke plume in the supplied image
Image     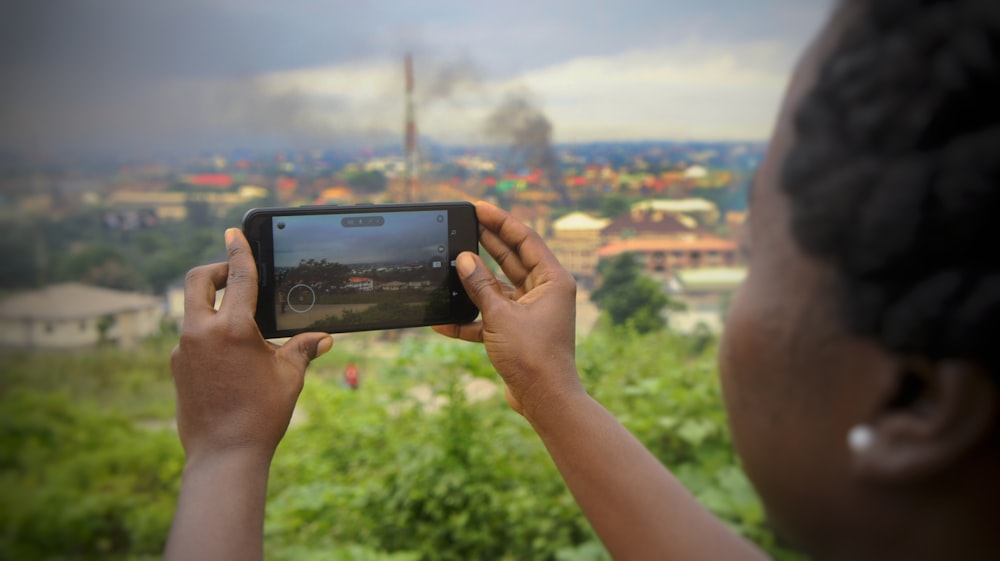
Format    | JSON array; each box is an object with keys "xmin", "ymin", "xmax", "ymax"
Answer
[
  {"xmin": 485, "ymin": 89, "xmax": 568, "ymax": 203},
  {"xmin": 416, "ymin": 56, "xmax": 483, "ymax": 104}
]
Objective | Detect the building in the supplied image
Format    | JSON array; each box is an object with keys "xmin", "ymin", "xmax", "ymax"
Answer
[
  {"xmin": 548, "ymin": 212, "xmax": 611, "ymax": 286},
  {"xmin": 509, "ymin": 204, "xmax": 552, "ymax": 238},
  {"xmin": 0, "ymin": 283, "xmax": 164, "ymax": 349},
  {"xmin": 664, "ymin": 267, "xmax": 747, "ymax": 334},
  {"xmin": 106, "ymin": 186, "xmax": 267, "ymax": 221},
  {"xmin": 597, "ymin": 237, "xmax": 739, "ymax": 274},
  {"xmin": 601, "ymin": 208, "xmax": 697, "ymax": 240},
  {"xmin": 631, "ymin": 198, "xmax": 720, "ymax": 227},
  {"xmin": 549, "ymin": 205, "xmax": 737, "ymax": 286},
  {"xmin": 345, "ymin": 277, "xmax": 374, "ymax": 291}
]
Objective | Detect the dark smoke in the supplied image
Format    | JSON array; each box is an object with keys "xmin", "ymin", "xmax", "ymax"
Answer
[
  {"xmin": 485, "ymin": 89, "xmax": 569, "ymax": 204},
  {"xmin": 0, "ymin": 71, "xmax": 395, "ymax": 157},
  {"xmin": 416, "ymin": 56, "xmax": 482, "ymax": 104},
  {"xmin": 215, "ymin": 82, "xmax": 352, "ymax": 146}
]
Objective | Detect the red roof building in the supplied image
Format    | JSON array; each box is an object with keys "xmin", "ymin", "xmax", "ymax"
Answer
[
  {"xmin": 187, "ymin": 174, "xmax": 233, "ymax": 189},
  {"xmin": 598, "ymin": 238, "xmax": 739, "ymax": 273},
  {"xmin": 601, "ymin": 209, "xmax": 695, "ymax": 239}
]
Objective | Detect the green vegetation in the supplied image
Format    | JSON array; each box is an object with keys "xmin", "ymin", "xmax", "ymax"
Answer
[
  {"xmin": 0, "ymin": 327, "xmax": 804, "ymax": 560},
  {"xmin": 0, "ymin": 201, "xmax": 259, "ymax": 294},
  {"xmin": 344, "ymin": 170, "xmax": 388, "ymax": 195},
  {"xmin": 591, "ymin": 253, "xmax": 684, "ymax": 333},
  {"xmin": 597, "ymin": 195, "xmax": 631, "ymax": 219}
]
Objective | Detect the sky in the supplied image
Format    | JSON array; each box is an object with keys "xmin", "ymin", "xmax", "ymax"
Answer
[
  {"xmin": 0, "ymin": 0, "xmax": 834, "ymax": 157},
  {"xmin": 274, "ymin": 210, "xmax": 447, "ymax": 268}
]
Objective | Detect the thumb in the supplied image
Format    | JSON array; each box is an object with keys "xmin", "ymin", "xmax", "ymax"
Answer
[
  {"xmin": 455, "ymin": 252, "xmax": 508, "ymax": 316},
  {"xmin": 277, "ymin": 333, "xmax": 334, "ymax": 371}
]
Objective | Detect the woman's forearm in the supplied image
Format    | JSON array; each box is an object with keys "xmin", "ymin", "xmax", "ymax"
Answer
[
  {"xmin": 164, "ymin": 448, "xmax": 273, "ymax": 561},
  {"xmin": 526, "ymin": 384, "xmax": 770, "ymax": 561}
]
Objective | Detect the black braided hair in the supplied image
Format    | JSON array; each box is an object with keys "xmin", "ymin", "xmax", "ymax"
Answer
[{"xmin": 781, "ymin": 0, "xmax": 1000, "ymax": 371}]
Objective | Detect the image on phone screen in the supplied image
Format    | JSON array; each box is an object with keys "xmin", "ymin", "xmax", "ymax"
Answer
[{"xmin": 270, "ymin": 210, "xmax": 453, "ymax": 332}]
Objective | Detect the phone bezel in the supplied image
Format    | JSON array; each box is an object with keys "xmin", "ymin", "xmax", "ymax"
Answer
[{"xmin": 242, "ymin": 202, "xmax": 480, "ymax": 338}]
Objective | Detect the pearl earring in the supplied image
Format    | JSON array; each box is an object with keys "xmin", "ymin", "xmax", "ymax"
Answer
[{"xmin": 847, "ymin": 425, "xmax": 875, "ymax": 454}]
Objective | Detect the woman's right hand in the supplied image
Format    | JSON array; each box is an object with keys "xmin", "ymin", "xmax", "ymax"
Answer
[{"xmin": 433, "ymin": 201, "xmax": 584, "ymax": 419}]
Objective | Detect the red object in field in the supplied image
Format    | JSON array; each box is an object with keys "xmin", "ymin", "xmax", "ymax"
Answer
[{"xmin": 345, "ymin": 364, "xmax": 359, "ymax": 389}]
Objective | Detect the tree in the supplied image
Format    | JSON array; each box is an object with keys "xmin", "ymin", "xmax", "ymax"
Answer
[
  {"xmin": 55, "ymin": 243, "xmax": 124, "ymax": 282},
  {"xmin": 184, "ymin": 199, "xmax": 213, "ymax": 228},
  {"xmin": 345, "ymin": 170, "xmax": 388, "ymax": 194},
  {"xmin": 599, "ymin": 195, "xmax": 632, "ymax": 219},
  {"xmin": 81, "ymin": 260, "xmax": 148, "ymax": 291},
  {"xmin": 591, "ymin": 253, "xmax": 673, "ymax": 333},
  {"xmin": 0, "ymin": 221, "xmax": 47, "ymax": 289}
]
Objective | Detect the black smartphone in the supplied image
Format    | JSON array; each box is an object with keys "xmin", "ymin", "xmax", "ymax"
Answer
[{"xmin": 242, "ymin": 202, "xmax": 480, "ymax": 338}]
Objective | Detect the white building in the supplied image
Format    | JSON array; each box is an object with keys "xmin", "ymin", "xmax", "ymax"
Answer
[
  {"xmin": 683, "ymin": 165, "xmax": 709, "ymax": 180},
  {"xmin": 631, "ymin": 198, "xmax": 720, "ymax": 226},
  {"xmin": 665, "ymin": 267, "xmax": 747, "ymax": 334},
  {"xmin": 0, "ymin": 283, "xmax": 164, "ymax": 349},
  {"xmin": 549, "ymin": 212, "xmax": 612, "ymax": 285}
]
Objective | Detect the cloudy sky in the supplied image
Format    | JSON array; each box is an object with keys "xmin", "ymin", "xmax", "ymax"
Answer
[
  {"xmin": 0, "ymin": 0, "xmax": 834, "ymax": 157},
  {"xmin": 274, "ymin": 210, "xmax": 447, "ymax": 268}
]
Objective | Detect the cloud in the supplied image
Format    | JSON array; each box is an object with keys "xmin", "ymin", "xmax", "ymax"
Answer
[
  {"xmin": 252, "ymin": 39, "xmax": 796, "ymax": 145},
  {"xmin": 508, "ymin": 41, "xmax": 795, "ymax": 141},
  {"xmin": 0, "ymin": 1, "xmax": 831, "ymax": 155}
]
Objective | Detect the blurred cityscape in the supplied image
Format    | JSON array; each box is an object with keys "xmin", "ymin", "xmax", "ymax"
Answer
[
  {"xmin": 0, "ymin": 0, "xmax": 826, "ymax": 350},
  {"xmin": 0, "ymin": 3, "xmax": 833, "ymax": 558},
  {"xmin": 0, "ymin": 135, "xmax": 760, "ymax": 349}
]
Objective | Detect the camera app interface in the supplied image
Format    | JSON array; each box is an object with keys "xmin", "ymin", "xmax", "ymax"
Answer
[{"xmin": 272, "ymin": 210, "xmax": 451, "ymax": 332}]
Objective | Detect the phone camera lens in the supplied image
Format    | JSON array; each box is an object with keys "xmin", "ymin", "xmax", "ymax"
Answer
[{"xmin": 276, "ymin": 222, "xmax": 286, "ymax": 230}]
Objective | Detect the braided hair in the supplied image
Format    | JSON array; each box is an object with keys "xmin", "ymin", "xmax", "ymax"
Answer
[{"xmin": 781, "ymin": 0, "xmax": 1000, "ymax": 371}]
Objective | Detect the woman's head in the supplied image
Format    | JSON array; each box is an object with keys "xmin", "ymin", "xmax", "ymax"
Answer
[
  {"xmin": 720, "ymin": 0, "xmax": 1000, "ymax": 556},
  {"xmin": 782, "ymin": 0, "xmax": 1000, "ymax": 372}
]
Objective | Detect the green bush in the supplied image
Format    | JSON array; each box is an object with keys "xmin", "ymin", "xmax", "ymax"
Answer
[
  {"xmin": 0, "ymin": 329, "xmax": 804, "ymax": 560},
  {"xmin": 0, "ymin": 390, "xmax": 182, "ymax": 559}
]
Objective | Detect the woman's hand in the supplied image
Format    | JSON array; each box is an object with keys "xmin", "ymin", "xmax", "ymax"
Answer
[
  {"xmin": 166, "ymin": 228, "xmax": 333, "ymax": 561},
  {"xmin": 170, "ymin": 227, "xmax": 333, "ymax": 463},
  {"xmin": 433, "ymin": 201, "xmax": 583, "ymax": 419}
]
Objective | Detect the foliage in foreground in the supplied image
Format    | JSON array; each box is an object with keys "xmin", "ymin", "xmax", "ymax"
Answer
[{"xmin": 0, "ymin": 328, "xmax": 805, "ymax": 560}]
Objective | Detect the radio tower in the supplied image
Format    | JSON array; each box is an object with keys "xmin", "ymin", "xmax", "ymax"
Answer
[{"xmin": 404, "ymin": 53, "xmax": 419, "ymax": 202}]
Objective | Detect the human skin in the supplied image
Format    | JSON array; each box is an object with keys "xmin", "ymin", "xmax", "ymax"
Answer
[
  {"xmin": 716, "ymin": 3, "xmax": 1000, "ymax": 559},
  {"xmin": 438, "ymin": 4, "xmax": 1000, "ymax": 560},
  {"xmin": 165, "ymin": 228, "xmax": 333, "ymax": 561},
  {"xmin": 434, "ymin": 202, "xmax": 771, "ymax": 560},
  {"xmin": 167, "ymin": 2, "xmax": 1000, "ymax": 558}
]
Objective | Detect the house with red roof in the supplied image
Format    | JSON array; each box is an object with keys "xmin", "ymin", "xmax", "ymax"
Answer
[
  {"xmin": 601, "ymin": 208, "xmax": 697, "ymax": 240},
  {"xmin": 598, "ymin": 237, "xmax": 739, "ymax": 274},
  {"xmin": 186, "ymin": 174, "xmax": 233, "ymax": 189},
  {"xmin": 345, "ymin": 277, "xmax": 374, "ymax": 292}
]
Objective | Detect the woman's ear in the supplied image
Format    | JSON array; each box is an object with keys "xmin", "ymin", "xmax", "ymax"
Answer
[{"xmin": 850, "ymin": 359, "xmax": 998, "ymax": 483}]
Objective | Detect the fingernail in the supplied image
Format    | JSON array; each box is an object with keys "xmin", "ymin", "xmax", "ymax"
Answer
[
  {"xmin": 316, "ymin": 336, "xmax": 334, "ymax": 357},
  {"xmin": 456, "ymin": 253, "xmax": 476, "ymax": 278},
  {"xmin": 224, "ymin": 228, "xmax": 237, "ymax": 246}
]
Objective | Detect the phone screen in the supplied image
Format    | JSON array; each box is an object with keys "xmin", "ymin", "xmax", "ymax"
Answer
[{"xmin": 244, "ymin": 203, "xmax": 479, "ymax": 336}]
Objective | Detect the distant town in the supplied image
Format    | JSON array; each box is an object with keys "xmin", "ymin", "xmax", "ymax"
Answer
[{"xmin": 0, "ymin": 140, "xmax": 762, "ymax": 348}]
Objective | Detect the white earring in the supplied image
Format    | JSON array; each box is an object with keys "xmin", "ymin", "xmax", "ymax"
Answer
[{"xmin": 847, "ymin": 425, "xmax": 876, "ymax": 454}]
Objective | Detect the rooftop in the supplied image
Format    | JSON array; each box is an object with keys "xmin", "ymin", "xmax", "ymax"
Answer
[
  {"xmin": 597, "ymin": 237, "xmax": 738, "ymax": 257},
  {"xmin": 553, "ymin": 212, "xmax": 611, "ymax": 232},
  {"xmin": 675, "ymin": 267, "xmax": 747, "ymax": 291},
  {"xmin": 0, "ymin": 283, "xmax": 162, "ymax": 321},
  {"xmin": 602, "ymin": 209, "xmax": 695, "ymax": 238},
  {"xmin": 632, "ymin": 198, "xmax": 718, "ymax": 214}
]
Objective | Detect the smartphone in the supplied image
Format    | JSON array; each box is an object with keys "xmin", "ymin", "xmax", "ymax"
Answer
[{"xmin": 242, "ymin": 202, "xmax": 480, "ymax": 338}]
